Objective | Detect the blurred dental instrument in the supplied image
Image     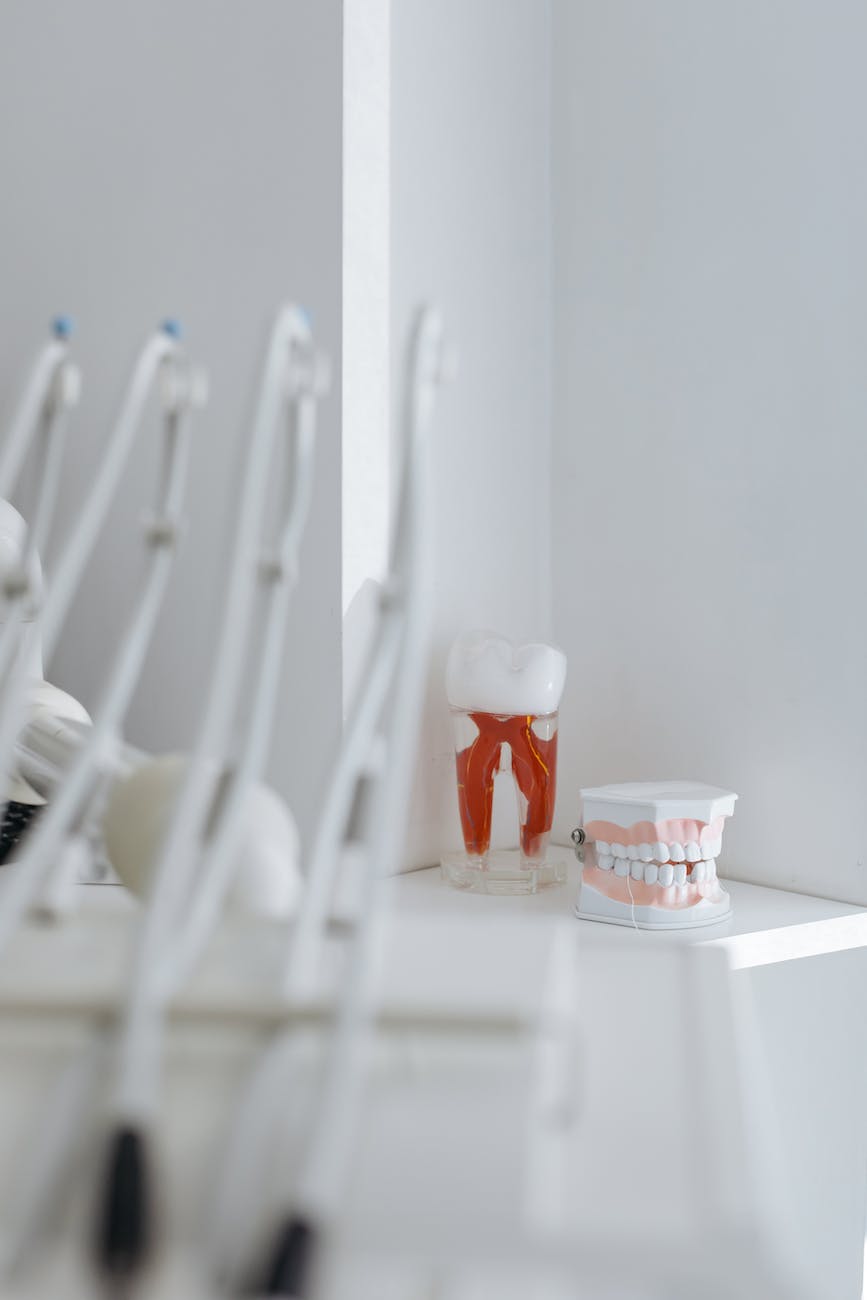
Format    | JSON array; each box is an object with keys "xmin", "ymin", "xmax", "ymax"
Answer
[
  {"xmin": 13, "ymin": 713, "xmax": 143, "ymax": 802},
  {"xmin": 212, "ymin": 306, "xmax": 449, "ymax": 1298},
  {"xmin": 0, "ymin": 322, "xmax": 205, "ymax": 945},
  {"xmin": 0, "ymin": 320, "xmax": 81, "ymax": 845},
  {"xmin": 93, "ymin": 305, "xmax": 327, "ymax": 1288},
  {"xmin": 101, "ymin": 306, "xmax": 328, "ymax": 936},
  {"xmin": 0, "ymin": 505, "xmax": 89, "ymax": 863},
  {"xmin": 0, "ymin": 309, "xmax": 317, "ymax": 1287},
  {"xmin": 0, "ymin": 318, "xmax": 79, "ymax": 693},
  {"xmin": 0, "ymin": 316, "xmax": 78, "ymax": 506}
]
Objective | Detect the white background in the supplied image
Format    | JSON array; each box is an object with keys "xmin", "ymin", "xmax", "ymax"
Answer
[{"xmin": 0, "ymin": 2, "xmax": 863, "ymax": 906}]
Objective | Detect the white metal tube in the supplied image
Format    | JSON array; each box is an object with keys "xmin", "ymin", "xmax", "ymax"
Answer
[
  {"xmin": 0, "ymin": 327, "xmax": 78, "ymax": 724},
  {"xmin": 154, "ymin": 382, "xmax": 319, "ymax": 999},
  {"xmin": 0, "ymin": 330, "xmax": 197, "ymax": 956},
  {"xmin": 0, "ymin": 325, "xmax": 70, "ymax": 501},
  {"xmin": 0, "ymin": 330, "xmax": 177, "ymax": 859},
  {"xmin": 291, "ymin": 307, "xmax": 442, "ymax": 1220},
  {"xmin": 122, "ymin": 308, "xmax": 316, "ymax": 997},
  {"xmin": 42, "ymin": 329, "xmax": 178, "ymax": 657},
  {"xmin": 114, "ymin": 305, "xmax": 324, "ymax": 1119},
  {"xmin": 210, "ymin": 310, "xmax": 446, "ymax": 1291}
]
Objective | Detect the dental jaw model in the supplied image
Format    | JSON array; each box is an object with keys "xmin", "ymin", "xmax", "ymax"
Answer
[
  {"xmin": 576, "ymin": 781, "xmax": 737, "ymax": 929},
  {"xmin": 442, "ymin": 631, "xmax": 567, "ymax": 894}
]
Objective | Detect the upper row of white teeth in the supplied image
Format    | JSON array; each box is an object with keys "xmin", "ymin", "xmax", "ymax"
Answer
[
  {"xmin": 596, "ymin": 857, "xmax": 718, "ymax": 885},
  {"xmin": 595, "ymin": 839, "xmax": 723, "ymax": 863}
]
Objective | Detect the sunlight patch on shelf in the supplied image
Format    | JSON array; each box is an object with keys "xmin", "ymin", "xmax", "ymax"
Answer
[{"xmin": 708, "ymin": 914, "xmax": 867, "ymax": 970}]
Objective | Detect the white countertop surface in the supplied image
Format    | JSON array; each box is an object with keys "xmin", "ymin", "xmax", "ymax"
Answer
[
  {"xmin": 0, "ymin": 857, "xmax": 858, "ymax": 1298},
  {"xmin": 391, "ymin": 853, "xmax": 867, "ymax": 969}
]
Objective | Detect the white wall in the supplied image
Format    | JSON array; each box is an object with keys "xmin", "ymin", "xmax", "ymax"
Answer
[
  {"xmin": 0, "ymin": 0, "xmax": 343, "ymax": 850},
  {"xmin": 391, "ymin": 0, "xmax": 553, "ymax": 868},
  {"xmin": 551, "ymin": 0, "xmax": 867, "ymax": 904},
  {"xmin": 742, "ymin": 950, "xmax": 867, "ymax": 1298},
  {"xmin": 343, "ymin": 0, "xmax": 390, "ymax": 618}
]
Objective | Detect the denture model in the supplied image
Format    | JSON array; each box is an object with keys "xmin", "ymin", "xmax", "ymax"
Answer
[
  {"xmin": 441, "ymin": 630, "xmax": 567, "ymax": 893},
  {"xmin": 576, "ymin": 781, "xmax": 737, "ymax": 929}
]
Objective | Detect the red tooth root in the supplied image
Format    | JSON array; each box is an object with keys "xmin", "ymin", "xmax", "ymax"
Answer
[{"xmin": 454, "ymin": 712, "xmax": 558, "ymax": 859}]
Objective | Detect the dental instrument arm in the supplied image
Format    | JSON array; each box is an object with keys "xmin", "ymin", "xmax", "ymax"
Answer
[
  {"xmin": 113, "ymin": 308, "xmax": 323, "ymax": 989},
  {"xmin": 0, "ymin": 328, "xmax": 204, "ymax": 1290},
  {"xmin": 12, "ymin": 715, "xmax": 143, "ymax": 802},
  {"xmin": 94, "ymin": 306, "xmax": 327, "ymax": 1288},
  {"xmin": 206, "ymin": 308, "xmax": 448, "ymax": 1292},
  {"xmin": 0, "ymin": 324, "xmax": 179, "ymax": 823},
  {"xmin": 253, "ymin": 306, "xmax": 448, "ymax": 1298},
  {"xmin": 151, "ymin": 327, "xmax": 326, "ymax": 997},
  {"xmin": 0, "ymin": 317, "xmax": 77, "ymax": 504},
  {"xmin": 0, "ymin": 324, "xmax": 203, "ymax": 956},
  {"xmin": 283, "ymin": 309, "xmax": 448, "ymax": 999},
  {"xmin": 0, "ymin": 320, "xmax": 81, "ymax": 710}
]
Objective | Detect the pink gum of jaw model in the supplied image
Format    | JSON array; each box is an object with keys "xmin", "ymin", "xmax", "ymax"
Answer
[
  {"xmin": 582, "ymin": 864, "xmax": 726, "ymax": 911},
  {"xmin": 584, "ymin": 816, "xmax": 729, "ymax": 912},
  {"xmin": 584, "ymin": 815, "xmax": 727, "ymax": 851}
]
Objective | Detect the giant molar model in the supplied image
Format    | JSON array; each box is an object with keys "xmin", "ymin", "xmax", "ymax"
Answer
[
  {"xmin": 442, "ymin": 630, "xmax": 567, "ymax": 893},
  {"xmin": 576, "ymin": 781, "xmax": 737, "ymax": 929}
]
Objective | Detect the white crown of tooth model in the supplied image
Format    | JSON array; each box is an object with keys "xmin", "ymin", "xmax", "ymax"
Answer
[
  {"xmin": 575, "ymin": 780, "xmax": 737, "ymax": 930},
  {"xmin": 446, "ymin": 629, "xmax": 566, "ymax": 716}
]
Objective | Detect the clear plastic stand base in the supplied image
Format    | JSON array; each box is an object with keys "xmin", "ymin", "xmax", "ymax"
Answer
[{"xmin": 440, "ymin": 849, "xmax": 567, "ymax": 896}]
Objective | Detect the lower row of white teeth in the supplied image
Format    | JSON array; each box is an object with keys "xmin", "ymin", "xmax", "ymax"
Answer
[{"xmin": 596, "ymin": 856, "xmax": 717, "ymax": 885}]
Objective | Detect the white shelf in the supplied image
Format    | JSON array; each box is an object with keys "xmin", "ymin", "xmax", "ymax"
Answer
[
  {"xmin": 0, "ymin": 858, "xmax": 853, "ymax": 1297},
  {"xmin": 390, "ymin": 854, "xmax": 867, "ymax": 1299},
  {"xmin": 391, "ymin": 854, "xmax": 867, "ymax": 969}
]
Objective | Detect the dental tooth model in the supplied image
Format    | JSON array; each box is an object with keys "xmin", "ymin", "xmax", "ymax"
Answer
[
  {"xmin": 575, "ymin": 781, "xmax": 737, "ymax": 929},
  {"xmin": 441, "ymin": 629, "xmax": 567, "ymax": 894}
]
